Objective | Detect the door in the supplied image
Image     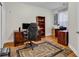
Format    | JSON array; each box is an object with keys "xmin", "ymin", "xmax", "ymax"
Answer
[
  {"xmin": 76, "ymin": 3, "xmax": 79, "ymax": 55},
  {"xmin": 68, "ymin": 3, "xmax": 79, "ymax": 56},
  {"xmin": 0, "ymin": 4, "xmax": 1, "ymax": 48}
]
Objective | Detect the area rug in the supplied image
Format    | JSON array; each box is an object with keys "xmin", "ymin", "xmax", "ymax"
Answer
[
  {"xmin": 17, "ymin": 42, "xmax": 63, "ymax": 57},
  {"xmin": 55, "ymin": 48, "xmax": 77, "ymax": 57}
]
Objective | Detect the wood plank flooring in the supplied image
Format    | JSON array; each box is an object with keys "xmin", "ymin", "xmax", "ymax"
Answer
[{"xmin": 4, "ymin": 35, "xmax": 76, "ymax": 57}]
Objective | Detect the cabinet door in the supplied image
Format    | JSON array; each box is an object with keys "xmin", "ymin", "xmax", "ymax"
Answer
[
  {"xmin": 14, "ymin": 32, "xmax": 24, "ymax": 46},
  {"xmin": 58, "ymin": 32, "xmax": 64, "ymax": 44},
  {"xmin": 58, "ymin": 31, "xmax": 68, "ymax": 46}
]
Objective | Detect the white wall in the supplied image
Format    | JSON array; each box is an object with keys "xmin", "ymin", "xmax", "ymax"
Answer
[
  {"xmin": 0, "ymin": 3, "xmax": 6, "ymax": 48},
  {"xmin": 5, "ymin": 2, "xmax": 54, "ymax": 41},
  {"xmin": 1, "ymin": 3, "xmax": 6, "ymax": 47},
  {"xmin": 68, "ymin": 3, "xmax": 79, "ymax": 56}
]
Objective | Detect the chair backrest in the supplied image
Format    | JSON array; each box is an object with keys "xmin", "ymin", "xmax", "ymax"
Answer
[{"xmin": 27, "ymin": 23, "xmax": 38, "ymax": 40}]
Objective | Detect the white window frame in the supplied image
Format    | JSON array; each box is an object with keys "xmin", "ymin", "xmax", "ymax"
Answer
[{"xmin": 58, "ymin": 11, "xmax": 68, "ymax": 27}]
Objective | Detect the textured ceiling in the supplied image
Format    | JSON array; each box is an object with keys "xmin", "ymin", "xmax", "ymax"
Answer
[{"xmin": 24, "ymin": 2, "xmax": 68, "ymax": 10}]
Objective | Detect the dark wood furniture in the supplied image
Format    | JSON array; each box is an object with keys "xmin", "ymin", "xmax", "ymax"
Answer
[
  {"xmin": 36, "ymin": 16, "xmax": 45, "ymax": 37},
  {"xmin": 14, "ymin": 31, "xmax": 25, "ymax": 46},
  {"xmin": 55, "ymin": 29, "xmax": 60, "ymax": 38},
  {"xmin": 52, "ymin": 27, "xmax": 67, "ymax": 38},
  {"xmin": 58, "ymin": 30, "xmax": 68, "ymax": 46},
  {"xmin": 52, "ymin": 28, "xmax": 60, "ymax": 38},
  {"xmin": 14, "ymin": 31, "xmax": 41, "ymax": 46}
]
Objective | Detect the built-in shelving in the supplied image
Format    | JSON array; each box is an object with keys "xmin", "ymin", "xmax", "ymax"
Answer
[{"xmin": 36, "ymin": 16, "xmax": 45, "ymax": 37}]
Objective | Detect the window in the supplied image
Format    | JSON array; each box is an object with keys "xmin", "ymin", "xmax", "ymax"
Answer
[
  {"xmin": 58, "ymin": 11, "xmax": 68, "ymax": 27},
  {"xmin": 54, "ymin": 14, "xmax": 58, "ymax": 25}
]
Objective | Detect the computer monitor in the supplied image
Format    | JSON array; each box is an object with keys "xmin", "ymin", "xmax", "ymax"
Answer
[{"xmin": 22, "ymin": 23, "xmax": 30, "ymax": 29}]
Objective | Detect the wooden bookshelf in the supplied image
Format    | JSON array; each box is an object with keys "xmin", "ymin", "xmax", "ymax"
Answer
[{"xmin": 36, "ymin": 16, "xmax": 45, "ymax": 37}]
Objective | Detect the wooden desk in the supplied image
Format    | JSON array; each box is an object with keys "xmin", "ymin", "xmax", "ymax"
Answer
[
  {"xmin": 58, "ymin": 30, "xmax": 68, "ymax": 46},
  {"xmin": 14, "ymin": 31, "xmax": 25, "ymax": 46},
  {"xmin": 14, "ymin": 31, "xmax": 41, "ymax": 46}
]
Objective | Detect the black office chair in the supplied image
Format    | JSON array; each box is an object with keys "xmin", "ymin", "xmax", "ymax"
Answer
[{"xmin": 26, "ymin": 23, "xmax": 38, "ymax": 50}]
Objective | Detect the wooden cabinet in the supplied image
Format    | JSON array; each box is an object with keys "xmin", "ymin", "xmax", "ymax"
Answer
[
  {"xmin": 58, "ymin": 30, "xmax": 68, "ymax": 46},
  {"xmin": 36, "ymin": 16, "xmax": 45, "ymax": 37},
  {"xmin": 52, "ymin": 28, "xmax": 60, "ymax": 38},
  {"xmin": 14, "ymin": 32, "xmax": 25, "ymax": 46},
  {"xmin": 55, "ymin": 29, "xmax": 60, "ymax": 38}
]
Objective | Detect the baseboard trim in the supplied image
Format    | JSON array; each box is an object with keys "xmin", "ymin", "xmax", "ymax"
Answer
[{"xmin": 69, "ymin": 44, "xmax": 79, "ymax": 57}]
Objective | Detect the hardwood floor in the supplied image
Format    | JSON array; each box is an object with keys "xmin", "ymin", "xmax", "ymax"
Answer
[{"xmin": 4, "ymin": 35, "xmax": 76, "ymax": 57}]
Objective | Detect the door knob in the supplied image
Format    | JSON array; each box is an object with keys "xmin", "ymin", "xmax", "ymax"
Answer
[{"xmin": 76, "ymin": 32, "xmax": 79, "ymax": 33}]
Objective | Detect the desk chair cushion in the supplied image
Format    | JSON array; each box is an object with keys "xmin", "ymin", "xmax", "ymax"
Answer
[{"xmin": 28, "ymin": 23, "xmax": 38, "ymax": 40}]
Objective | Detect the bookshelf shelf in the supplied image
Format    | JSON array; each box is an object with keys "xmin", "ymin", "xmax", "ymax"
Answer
[{"xmin": 36, "ymin": 16, "xmax": 45, "ymax": 37}]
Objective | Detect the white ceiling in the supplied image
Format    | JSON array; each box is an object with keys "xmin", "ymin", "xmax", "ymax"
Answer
[{"xmin": 24, "ymin": 2, "xmax": 68, "ymax": 10}]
